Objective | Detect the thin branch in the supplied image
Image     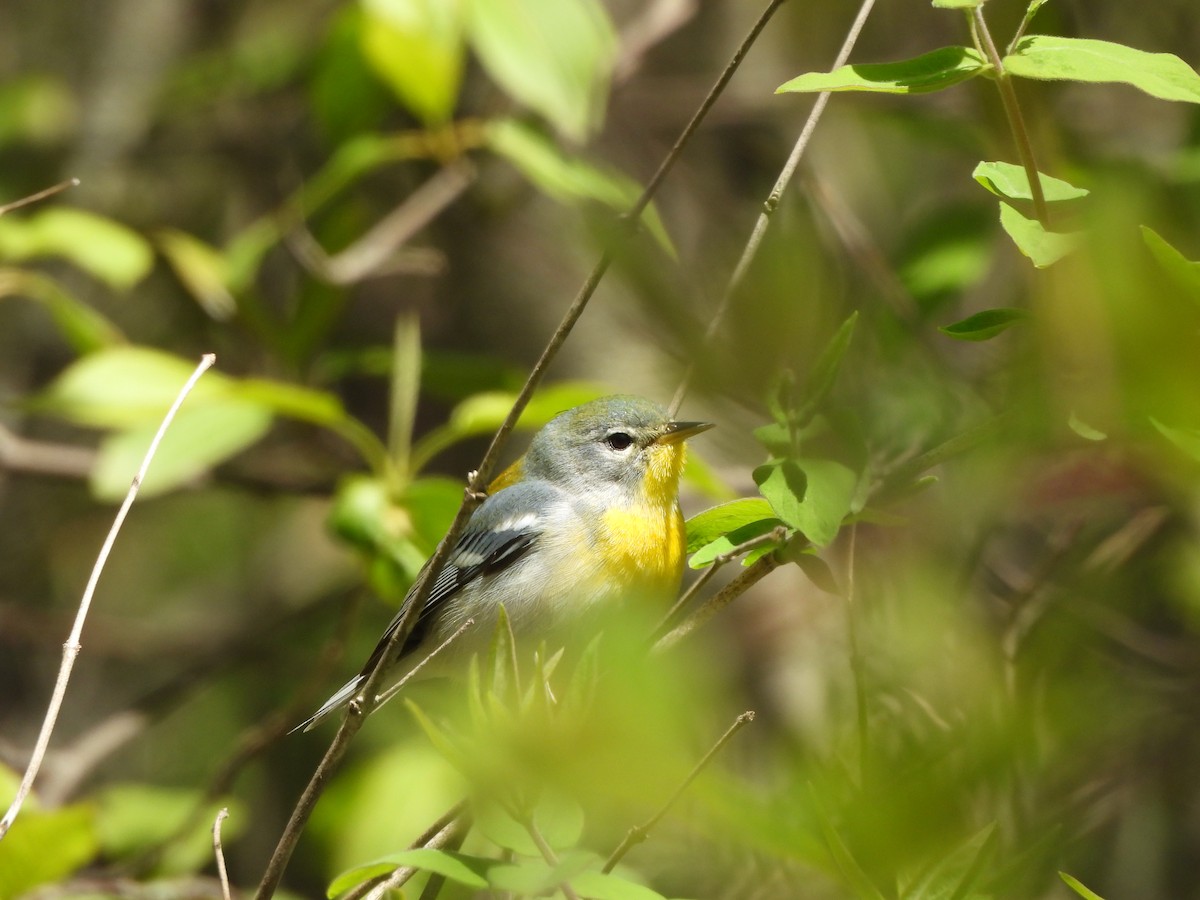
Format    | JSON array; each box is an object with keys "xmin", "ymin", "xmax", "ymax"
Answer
[
  {"xmin": 602, "ymin": 710, "xmax": 755, "ymax": 873},
  {"xmin": 523, "ymin": 818, "xmax": 582, "ymax": 900},
  {"xmin": 0, "ymin": 178, "xmax": 80, "ymax": 216},
  {"xmin": 213, "ymin": 808, "xmax": 233, "ymax": 900},
  {"xmin": 972, "ymin": 7, "xmax": 1049, "ymax": 227},
  {"xmin": 254, "ymin": 6, "xmax": 788, "ymax": 893},
  {"xmin": 373, "ymin": 617, "xmax": 476, "ymax": 712},
  {"xmin": 671, "ymin": 0, "xmax": 877, "ymax": 415},
  {"xmin": 0, "ymin": 353, "xmax": 215, "ymax": 841},
  {"xmin": 654, "ymin": 526, "xmax": 789, "ymax": 639},
  {"xmin": 353, "ymin": 809, "xmax": 470, "ymax": 900},
  {"xmin": 654, "ymin": 553, "xmax": 781, "ymax": 652}
]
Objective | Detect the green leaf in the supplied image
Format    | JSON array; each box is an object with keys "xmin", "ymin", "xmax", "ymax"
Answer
[
  {"xmin": 0, "ymin": 207, "xmax": 153, "ymax": 290},
  {"xmin": 34, "ymin": 347, "xmax": 233, "ymax": 428},
  {"xmin": 777, "ymin": 47, "xmax": 988, "ymax": 95},
  {"xmin": 486, "ymin": 603, "xmax": 520, "ymax": 705},
  {"xmin": 360, "ymin": 0, "xmax": 464, "ymax": 124},
  {"xmin": 389, "ymin": 309, "xmax": 422, "ymax": 471},
  {"xmin": 1005, "ymin": 36, "xmax": 1200, "ymax": 104},
  {"xmin": 475, "ymin": 802, "xmax": 541, "ymax": 855},
  {"xmin": 0, "ymin": 268, "xmax": 124, "ymax": 352},
  {"xmin": 532, "ymin": 791, "xmax": 585, "ymax": 851},
  {"xmin": 235, "ymin": 378, "xmax": 348, "ymax": 426},
  {"xmin": 900, "ymin": 823, "xmax": 996, "ymax": 900},
  {"xmin": 685, "ymin": 499, "xmax": 778, "ymax": 553},
  {"xmin": 1141, "ymin": 226, "xmax": 1200, "ymax": 305},
  {"xmin": 406, "ymin": 701, "xmax": 472, "ymax": 774},
  {"xmin": 972, "ymin": 161, "xmax": 1089, "ymax": 202},
  {"xmin": 931, "ymin": 0, "xmax": 981, "ymax": 8},
  {"xmin": 95, "ymin": 784, "xmax": 243, "ymax": 876},
  {"xmin": 998, "ymin": 203, "xmax": 1079, "ymax": 268},
  {"xmin": 1068, "ymin": 412, "xmax": 1107, "ymax": 442},
  {"xmin": 569, "ymin": 870, "xmax": 669, "ymax": 900},
  {"xmin": 466, "ymin": 0, "xmax": 616, "ymax": 141},
  {"xmin": 1059, "ymin": 872, "xmax": 1107, "ymax": 900},
  {"xmin": 791, "ymin": 551, "xmax": 840, "ymax": 595},
  {"xmin": 486, "ymin": 119, "xmax": 674, "ymax": 255},
  {"xmin": 0, "ymin": 802, "xmax": 98, "ymax": 898},
  {"xmin": 91, "ymin": 400, "xmax": 273, "ymax": 500},
  {"xmin": 327, "ymin": 848, "xmax": 492, "ymax": 897},
  {"xmin": 754, "ymin": 458, "xmax": 856, "ymax": 547},
  {"xmin": 938, "ymin": 307, "xmax": 1029, "ymax": 341},
  {"xmin": 156, "ymin": 228, "xmax": 235, "ymax": 320},
  {"xmin": 1151, "ymin": 417, "xmax": 1200, "ymax": 463},
  {"xmin": 688, "ymin": 517, "xmax": 785, "ymax": 570}
]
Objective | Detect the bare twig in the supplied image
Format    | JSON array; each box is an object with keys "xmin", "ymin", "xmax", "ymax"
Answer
[
  {"xmin": 349, "ymin": 806, "xmax": 470, "ymax": 900},
  {"xmin": 603, "ymin": 710, "xmax": 755, "ymax": 873},
  {"xmin": 671, "ymin": 0, "xmax": 877, "ymax": 415},
  {"xmin": 213, "ymin": 808, "xmax": 232, "ymax": 900},
  {"xmin": 523, "ymin": 818, "xmax": 582, "ymax": 900},
  {"xmin": 373, "ymin": 618, "xmax": 476, "ymax": 712},
  {"xmin": 0, "ymin": 353, "xmax": 215, "ymax": 841},
  {"xmin": 654, "ymin": 553, "xmax": 781, "ymax": 652},
  {"xmin": 0, "ymin": 178, "xmax": 80, "ymax": 216}
]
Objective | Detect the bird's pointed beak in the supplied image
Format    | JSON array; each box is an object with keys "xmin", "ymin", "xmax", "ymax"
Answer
[{"xmin": 655, "ymin": 420, "xmax": 714, "ymax": 445}]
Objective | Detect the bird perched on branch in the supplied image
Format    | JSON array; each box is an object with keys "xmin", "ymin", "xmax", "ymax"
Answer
[{"xmin": 295, "ymin": 394, "xmax": 712, "ymax": 732}]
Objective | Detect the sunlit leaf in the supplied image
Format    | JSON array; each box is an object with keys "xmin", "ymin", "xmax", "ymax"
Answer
[
  {"xmin": 0, "ymin": 802, "xmax": 97, "ymax": 898},
  {"xmin": 938, "ymin": 307, "xmax": 1029, "ymax": 341},
  {"xmin": 0, "ymin": 207, "xmax": 153, "ymax": 290},
  {"xmin": 777, "ymin": 47, "xmax": 988, "ymax": 95},
  {"xmin": 569, "ymin": 870, "xmax": 669, "ymax": 900},
  {"xmin": 90, "ymin": 401, "xmax": 274, "ymax": 500},
  {"xmin": 1068, "ymin": 412, "xmax": 1107, "ymax": 442},
  {"xmin": 466, "ymin": 0, "xmax": 616, "ymax": 140},
  {"xmin": 1005, "ymin": 36, "xmax": 1200, "ymax": 103},
  {"xmin": 486, "ymin": 119, "xmax": 674, "ymax": 255},
  {"xmin": 931, "ymin": 0, "xmax": 981, "ymax": 8},
  {"xmin": 1059, "ymin": 872, "xmax": 1108, "ymax": 900},
  {"xmin": 688, "ymin": 517, "xmax": 785, "ymax": 570},
  {"xmin": 360, "ymin": 0, "xmax": 464, "ymax": 124},
  {"xmin": 972, "ymin": 161, "xmax": 1089, "ymax": 202},
  {"xmin": 686, "ymin": 499, "xmax": 778, "ymax": 554},
  {"xmin": 754, "ymin": 458, "xmax": 856, "ymax": 547},
  {"xmin": 998, "ymin": 203, "xmax": 1079, "ymax": 268}
]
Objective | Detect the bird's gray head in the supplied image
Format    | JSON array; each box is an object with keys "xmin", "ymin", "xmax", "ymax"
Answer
[{"xmin": 523, "ymin": 395, "xmax": 712, "ymax": 503}]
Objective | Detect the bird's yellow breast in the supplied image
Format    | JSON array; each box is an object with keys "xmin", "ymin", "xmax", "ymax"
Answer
[{"xmin": 597, "ymin": 502, "xmax": 686, "ymax": 599}]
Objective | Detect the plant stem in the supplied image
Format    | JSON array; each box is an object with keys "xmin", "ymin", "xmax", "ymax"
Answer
[{"xmin": 972, "ymin": 7, "xmax": 1049, "ymax": 228}]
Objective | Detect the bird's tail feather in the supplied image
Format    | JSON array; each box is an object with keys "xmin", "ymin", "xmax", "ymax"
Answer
[{"xmin": 290, "ymin": 674, "xmax": 366, "ymax": 734}]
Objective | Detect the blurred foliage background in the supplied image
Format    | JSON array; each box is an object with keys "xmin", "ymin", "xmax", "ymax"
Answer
[{"xmin": 3, "ymin": 0, "xmax": 1200, "ymax": 898}]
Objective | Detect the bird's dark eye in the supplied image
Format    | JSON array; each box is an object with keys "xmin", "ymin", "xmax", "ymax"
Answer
[{"xmin": 605, "ymin": 431, "xmax": 634, "ymax": 451}]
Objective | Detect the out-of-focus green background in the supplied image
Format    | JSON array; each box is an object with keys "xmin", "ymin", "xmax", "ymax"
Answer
[{"xmin": 3, "ymin": 1, "xmax": 1200, "ymax": 898}]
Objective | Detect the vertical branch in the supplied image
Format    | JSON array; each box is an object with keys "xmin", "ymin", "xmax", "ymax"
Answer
[
  {"xmin": 0, "ymin": 354, "xmax": 217, "ymax": 841},
  {"xmin": 972, "ymin": 7, "xmax": 1049, "ymax": 227}
]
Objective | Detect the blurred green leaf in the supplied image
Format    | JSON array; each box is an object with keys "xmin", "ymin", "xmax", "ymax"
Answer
[
  {"xmin": 777, "ymin": 47, "xmax": 988, "ymax": 95},
  {"xmin": 486, "ymin": 852, "xmax": 597, "ymax": 895},
  {"xmin": 1005, "ymin": 36, "xmax": 1200, "ymax": 103},
  {"xmin": 485, "ymin": 604, "xmax": 520, "ymax": 707},
  {"xmin": 797, "ymin": 311, "xmax": 858, "ymax": 423},
  {"xmin": 95, "ymin": 784, "xmax": 242, "ymax": 876},
  {"xmin": 0, "ymin": 802, "xmax": 97, "ymax": 898},
  {"xmin": 686, "ymin": 498, "xmax": 778, "ymax": 554},
  {"xmin": 475, "ymin": 802, "xmax": 541, "ymax": 856},
  {"xmin": 407, "ymin": 700, "xmax": 472, "ymax": 774},
  {"xmin": 0, "ymin": 75, "xmax": 77, "ymax": 145},
  {"xmin": 466, "ymin": 0, "xmax": 615, "ymax": 141},
  {"xmin": 156, "ymin": 228, "xmax": 235, "ymax": 320},
  {"xmin": 328, "ymin": 848, "xmax": 491, "ymax": 897},
  {"xmin": 531, "ymin": 791, "xmax": 586, "ymax": 851},
  {"xmin": 360, "ymin": 0, "xmax": 464, "ymax": 124},
  {"xmin": 1151, "ymin": 417, "xmax": 1200, "ymax": 463},
  {"xmin": 569, "ymin": 870, "xmax": 669, "ymax": 900},
  {"xmin": 486, "ymin": 119, "xmax": 674, "ymax": 256},
  {"xmin": 403, "ymin": 476, "xmax": 463, "ymax": 551},
  {"xmin": 972, "ymin": 162, "xmax": 1089, "ymax": 202},
  {"xmin": 998, "ymin": 203, "xmax": 1079, "ymax": 268},
  {"xmin": 1059, "ymin": 872, "xmax": 1107, "ymax": 900},
  {"xmin": 0, "ymin": 207, "xmax": 153, "ymax": 290},
  {"xmin": 389, "ymin": 310, "xmax": 422, "ymax": 471},
  {"xmin": 792, "ymin": 550, "xmax": 840, "ymax": 594},
  {"xmin": 0, "ymin": 267, "xmax": 124, "ymax": 352},
  {"xmin": 931, "ymin": 0, "xmax": 981, "ymax": 7},
  {"xmin": 90, "ymin": 401, "xmax": 274, "ymax": 500},
  {"xmin": 1141, "ymin": 226, "xmax": 1200, "ymax": 305},
  {"xmin": 1068, "ymin": 412, "xmax": 1107, "ymax": 442},
  {"xmin": 899, "ymin": 822, "xmax": 995, "ymax": 900},
  {"xmin": 34, "ymin": 347, "xmax": 232, "ymax": 428},
  {"xmin": 938, "ymin": 308, "xmax": 1029, "ymax": 342}
]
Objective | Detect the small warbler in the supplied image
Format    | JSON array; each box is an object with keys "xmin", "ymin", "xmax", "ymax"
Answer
[{"xmin": 296, "ymin": 394, "xmax": 712, "ymax": 732}]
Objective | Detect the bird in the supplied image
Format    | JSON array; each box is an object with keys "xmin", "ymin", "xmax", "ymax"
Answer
[{"xmin": 294, "ymin": 394, "xmax": 713, "ymax": 732}]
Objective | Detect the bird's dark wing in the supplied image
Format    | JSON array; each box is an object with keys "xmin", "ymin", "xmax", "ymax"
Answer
[{"xmin": 293, "ymin": 484, "xmax": 551, "ymax": 732}]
